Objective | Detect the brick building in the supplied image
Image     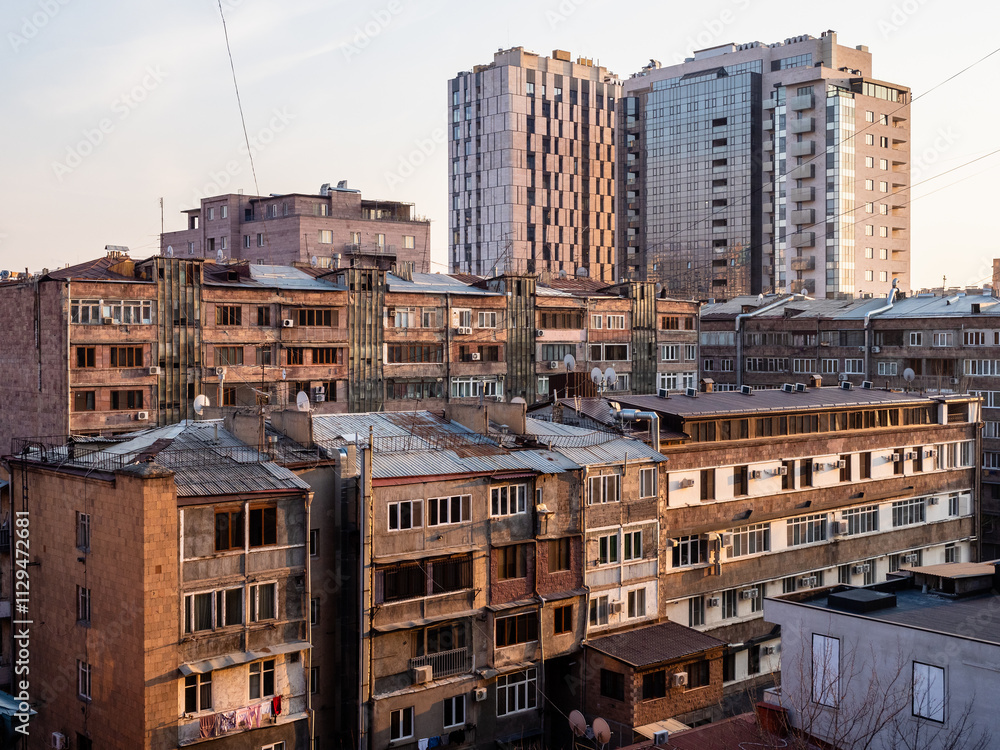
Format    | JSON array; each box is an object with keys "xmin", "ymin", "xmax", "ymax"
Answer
[
  {"xmin": 161, "ymin": 184, "xmax": 432, "ymax": 273},
  {"xmin": 700, "ymin": 289, "xmax": 1000, "ymax": 556},
  {"xmin": 7, "ymin": 420, "xmax": 311, "ymax": 749}
]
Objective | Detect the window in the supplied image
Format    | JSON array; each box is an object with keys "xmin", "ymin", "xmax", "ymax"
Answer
[
  {"xmin": 297, "ymin": 308, "xmax": 337, "ymax": 327},
  {"xmin": 428, "ymin": 494, "xmax": 470, "ymax": 526},
  {"xmin": 639, "ymin": 467, "xmax": 657, "ymax": 498},
  {"xmin": 660, "ymin": 344, "xmax": 678, "ymax": 361},
  {"xmin": 76, "ymin": 512, "xmax": 91, "ymax": 551},
  {"xmin": 214, "ymin": 346, "xmax": 243, "ymax": 366},
  {"xmin": 77, "ymin": 660, "xmax": 92, "ymax": 701},
  {"xmin": 722, "ymin": 589, "xmax": 739, "ymax": 619},
  {"xmin": 627, "ymin": 588, "xmax": 647, "ymax": 618},
  {"xmin": 688, "ymin": 596, "xmax": 705, "ymax": 627},
  {"xmin": 933, "ymin": 332, "xmax": 953, "ymax": 347},
  {"xmin": 598, "ymin": 534, "xmax": 619, "ymax": 565},
  {"xmin": 496, "ymin": 669, "xmax": 537, "ymax": 716},
  {"xmin": 700, "ymin": 469, "xmax": 715, "ymax": 501},
  {"xmin": 389, "ymin": 706, "xmax": 415, "ymax": 741},
  {"xmin": 477, "ymin": 311, "xmax": 497, "ymax": 328},
  {"xmin": 110, "ymin": 346, "xmax": 143, "ymax": 367},
  {"xmin": 949, "ymin": 494, "xmax": 961, "ymax": 517},
  {"xmin": 310, "ymin": 666, "xmax": 320, "ymax": 694},
  {"xmin": 548, "ymin": 538, "xmax": 571, "ymax": 572},
  {"xmin": 909, "ymin": 332, "xmax": 923, "ymax": 346},
  {"xmin": 286, "ymin": 348, "xmax": 304, "ymax": 366},
  {"xmin": 443, "ymin": 695, "xmax": 465, "ymax": 729},
  {"xmin": 607, "ymin": 315, "xmax": 626, "ymax": 330},
  {"xmin": 215, "ymin": 508, "xmax": 243, "ymax": 551},
  {"xmin": 75, "ymin": 346, "xmax": 95, "ymax": 368},
  {"xmin": 844, "ymin": 505, "xmax": 879, "ymax": 535},
  {"xmin": 318, "ymin": 230, "xmax": 333, "ymax": 244},
  {"xmin": 311, "ymin": 597, "xmax": 320, "ymax": 626},
  {"xmin": 729, "ymin": 524, "xmax": 770, "ymax": 557},
  {"xmin": 249, "ymin": 582, "xmax": 276, "ymax": 622},
  {"xmin": 686, "ymin": 660, "xmax": 710, "ymax": 689},
  {"xmin": 685, "ymin": 344, "xmax": 697, "ymax": 361},
  {"xmin": 734, "ymin": 465, "xmax": 748, "ymax": 496},
  {"xmin": 642, "ymin": 670, "xmax": 667, "ymax": 700},
  {"xmin": 673, "ymin": 535, "xmax": 707, "ymax": 567},
  {"xmin": 589, "ymin": 595, "xmax": 608, "ymax": 627},
  {"xmin": 600, "ymin": 669, "xmax": 625, "ymax": 701},
  {"xmin": 878, "ymin": 361, "xmax": 898, "ymax": 376},
  {"xmin": 491, "ymin": 484, "xmax": 527, "ymax": 517},
  {"xmin": 589, "ymin": 473, "xmax": 621, "ymax": 504},
  {"xmin": 403, "ymin": 235, "xmax": 415, "ymax": 250},
  {"xmin": 623, "ymin": 530, "xmax": 643, "ymax": 561},
  {"xmin": 257, "ymin": 234, "xmax": 265, "ymax": 247},
  {"xmin": 249, "ymin": 506, "xmax": 277, "ymax": 546},
  {"xmin": 497, "ymin": 544, "xmax": 528, "ymax": 580},
  {"xmin": 892, "ymin": 498, "xmax": 925, "ymax": 527},
  {"xmin": 215, "ymin": 305, "xmax": 242, "ymax": 326},
  {"xmin": 912, "ymin": 662, "xmax": 944, "ymax": 722},
  {"xmin": 77, "ymin": 585, "xmax": 91, "ymax": 623},
  {"xmin": 787, "ymin": 514, "xmax": 827, "ymax": 546},
  {"xmin": 109, "ymin": 390, "xmax": 143, "ymax": 410},
  {"xmin": 945, "ymin": 543, "xmax": 958, "ymax": 564},
  {"xmin": 381, "ymin": 562, "xmax": 425, "ymax": 602},
  {"xmin": 812, "ymin": 635, "xmax": 840, "ymax": 707},
  {"xmin": 553, "ymin": 604, "xmax": 573, "ymax": 634},
  {"xmin": 184, "ymin": 672, "xmax": 212, "ymax": 713},
  {"xmin": 388, "ymin": 499, "xmax": 423, "ymax": 531}
]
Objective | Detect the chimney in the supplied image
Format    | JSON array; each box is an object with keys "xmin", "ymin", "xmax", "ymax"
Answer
[
  {"xmin": 701, "ymin": 378, "xmax": 715, "ymax": 393},
  {"xmin": 809, "ymin": 375, "xmax": 823, "ymax": 388},
  {"xmin": 395, "ymin": 260, "xmax": 414, "ymax": 282}
]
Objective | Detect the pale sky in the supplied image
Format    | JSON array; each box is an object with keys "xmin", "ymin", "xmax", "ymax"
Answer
[{"xmin": 3, "ymin": 0, "xmax": 997, "ymax": 289}]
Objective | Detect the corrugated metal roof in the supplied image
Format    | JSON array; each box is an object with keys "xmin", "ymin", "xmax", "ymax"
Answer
[
  {"xmin": 701, "ymin": 292, "xmax": 1000, "ymax": 322},
  {"xmin": 386, "ymin": 272, "xmax": 499, "ymax": 296},
  {"xmin": 586, "ymin": 620, "xmax": 725, "ymax": 667},
  {"xmin": 248, "ymin": 264, "xmax": 345, "ymax": 291},
  {"xmin": 523, "ymin": 418, "xmax": 667, "ymax": 466}
]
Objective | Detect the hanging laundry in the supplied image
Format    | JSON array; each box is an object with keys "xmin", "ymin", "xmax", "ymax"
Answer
[
  {"xmin": 199, "ymin": 714, "xmax": 217, "ymax": 739},
  {"xmin": 272, "ymin": 694, "xmax": 282, "ymax": 716},
  {"xmin": 417, "ymin": 739, "xmax": 429, "ymax": 750},
  {"xmin": 248, "ymin": 702, "xmax": 263, "ymax": 727}
]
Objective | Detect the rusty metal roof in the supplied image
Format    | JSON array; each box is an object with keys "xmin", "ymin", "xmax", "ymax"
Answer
[{"xmin": 586, "ymin": 620, "xmax": 725, "ymax": 668}]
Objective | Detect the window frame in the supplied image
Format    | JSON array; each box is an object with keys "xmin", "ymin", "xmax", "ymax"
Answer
[
  {"xmin": 248, "ymin": 658, "xmax": 276, "ymax": 700},
  {"xmin": 388, "ymin": 499, "xmax": 423, "ymax": 531}
]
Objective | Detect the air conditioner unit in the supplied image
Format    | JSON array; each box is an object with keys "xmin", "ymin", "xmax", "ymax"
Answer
[
  {"xmin": 776, "ymin": 465, "xmax": 788, "ymax": 476},
  {"xmin": 147, "ymin": 366, "xmax": 161, "ymax": 375},
  {"xmin": 928, "ymin": 496, "xmax": 940, "ymax": 506},
  {"xmin": 925, "ymin": 448, "xmax": 937, "ymax": 458},
  {"xmin": 474, "ymin": 687, "xmax": 488, "ymax": 702},
  {"xmin": 312, "ymin": 387, "xmax": 326, "ymax": 403},
  {"xmin": 852, "ymin": 564, "xmax": 871, "ymax": 575},
  {"xmin": 740, "ymin": 385, "xmax": 753, "ymax": 395},
  {"xmin": 136, "ymin": 411, "xmax": 149, "ymax": 421},
  {"xmin": 102, "ymin": 317, "xmax": 114, "ymax": 326},
  {"xmin": 707, "ymin": 596, "xmax": 720, "ymax": 607},
  {"xmin": 903, "ymin": 554, "xmax": 919, "ymax": 565},
  {"xmin": 904, "ymin": 451, "xmax": 917, "ymax": 460},
  {"xmin": 671, "ymin": 672, "xmax": 688, "ymax": 687},
  {"xmin": 653, "ymin": 730, "xmax": 670, "ymax": 746},
  {"xmin": 610, "ymin": 600, "xmax": 623, "ymax": 614},
  {"xmin": 813, "ymin": 462, "xmax": 824, "ymax": 471},
  {"xmin": 50, "ymin": 734, "xmax": 68, "ymax": 750},
  {"xmin": 282, "ymin": 319, "xmax": 294, "ymax": 327},
  {"xmin": 891, "ymin": 453, "xmax": 902, "ymax": 462},
  {"xmin": 833, "ymin": 520, "xmax": 849, "ymax": 535},
  {"xmin": 680, "ymin": 478, "xmax": 695, "ymax": 488},
  {"xmin": 535, "ymin": 329, "xmax": 545, "ymax": 337},
  {"xmin": 750, "ymin": 469, "xmax": 763, "ymax": 480},
  {"xmin": 457, "ymin": 326, "xmax": 473, "ymax": 335},
  {"xmin": 548, "ymin": 361, "xmax": 559, "ymax": 369},
  {"xmin": 799, "ymin": 576, "xmax": 818, "ymax": 588},
  {"xmin": 215, "ymin": 367, "xmax": 226, "ymax": 376},
  {"xmin": 871, "ymin": 346, "xmax": 880, "ymax": 353},
  {"xmin": 740, "ymin": 589, "xmax": 758, "ymax": 600},
  {"xmin": 657, "ymin": 388, "xmax": 669, "ymax": 398},
  {"xmin": 470, "ymin": 352, "xmax": 481, "ymax": 361},
  {"xmin": 412, "ymin": 665, "xmax": 433, "ymax": 684},
  {"xmin": 720, "ymin": 533, "xmax": 733, "ymax": 547},
  {"xmin": 836, "ymin": 459, "xmax": 846, "ymax": 469}
]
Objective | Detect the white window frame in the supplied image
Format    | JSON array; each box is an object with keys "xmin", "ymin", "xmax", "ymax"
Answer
[
  {"xmin": 787, "ymin": 514, "xmax": 828, "ymax": 546},
  {"xmin": 249, "ymin": 659, "xmax": 276, "ymax": 700},
  {"xmin": 843, "ymin": 505, "xmax": 879, "ymax": 535},
  {"xmin": 892, "ymin": 497, "xmax": 926, "ymax": 527},
  {"xmin": 598, "ymin": 533, "xmax": 619, "ymax": 566},
  {"xmin": 249, "ymin": 582, "xmax": 276, "ymax": 623},
  {"xmin": 623, "ymin": 530, "xmax": 643, "ymax": 561},
  {"xmin": 877, "ymin": 361, "xmax": 898, "ymax": 376},
  {"xmin": 684, "ymin": 344, "xmax": 696, "ymax": 361},
  {"xmin": 443, "ymin": 694, "xmax": 466, "ymax": 729},
  {"xmin": 491, "ymin": 484, "xmax": 527, "ymax": 517},
  {"xmin": 607, "ymin": 315, "xmax": 626, "ymax": 330},
  {"xmin": 77, "ymin": 660, "xmax": 92, "ymax": 701},
  {"xmin": 477, "ymin": 311, "xmax": 497, "ymax": 328},
  {"xmin": 909, "ymin": 332, "xmax": 923, "ymax": 346},
  {"xmin": 77, "ymin": 585, "xmax": 91, "ymax": 623},
  {"xmin": 588, "ymin": 473, "xmax": 621, "ymax": 505},
  {"xmin": 388, "ymin": 499, "xmax": 423, "ymax": 531},
  {"xmin": 427, "ymin": 494, "xmax": 471, "ymax": 526},
  {"xmin": 390, "ymin": 706, "xmax": 415, "ymax": 741},
  {"xmin": 591, "ymin": 314, "xmax": 603, "ymax": 329},
  {"xmin": 589, "ymin": 595, "xmax": 609, "ymax": 626},
  {"xmin": 627, "ymin": 587, "xmax": 646, "ymax": 618},
  {"xmin": 639, "ymin": 467, "xmax": 657, "ymax": 498},
  {"xmin": 729, "ymin": 523, "xmax": 770, "ymax": 557},
  {"xmin": 660, "ymin": 344, "xmax": 678, "ymax": 362},
  {"xmin": 496, "ymin": 669, "xmax": 537, "ymax": 716}
]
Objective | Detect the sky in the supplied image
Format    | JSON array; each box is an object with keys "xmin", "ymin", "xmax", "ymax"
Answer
[{"xmin": 3, "ymin": 0, "xmax": 997, "ymax": 289}]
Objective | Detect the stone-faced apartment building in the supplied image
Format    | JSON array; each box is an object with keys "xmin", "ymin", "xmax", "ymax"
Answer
[
  {"xmin": 700, "ymin": 289, "xmax": 1000, "ymax": 557},
  {"xmin": 0, "ymin": 251, "xmax": 700, "ymax": 454},
  {"xmin": 554, "ymin": 385, "xmax": 979, "ymax": 727},
  {"xmin": 6, "ymin": 420, "xmax": 311, "ymax": 749},
  {"xmin": 161, "ymin": 185, "xmax": 432, "ymax": 274}
]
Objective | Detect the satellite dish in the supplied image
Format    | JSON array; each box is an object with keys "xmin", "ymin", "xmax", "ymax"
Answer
[
  {"xmin": 604, "ymin": 367, "xmax": 618, "ymax": 385},
  {"xmin": 564, "ymin": 354, "xmax": 576, "ymax": 371},
  {"xmin": 593, "ymin": 717, "xmax": 611, "ymax": 746},
  {"xmin": 296, "ymin": 391, "xmax": 310, "ymax": 412},
  {"xmin": 193, "ymin": 394, "xmax": 210, "ymax": 416},
  {"xmin": 217, "ymin": 367, "xmax": 226, "ymax": 380},
  {"xmin": 568, "ymin": 710, "xmax": 587, "ymax": 738},
  {"xmin": 281, "ymin": 368, "xmax": 287, "ymax": 380},
  {"xmin": 166, "ymin": 245, "xmax": 174, "ymax": 257},
  {"xmin": 216, "ymin": 248, "xmax": 225, "ymax": 262},
  {"xmin": 757, "ymin": 293, "xmax": 764, "ymax": 304},
  {"xmin": 0, "ymin": 270, "xmax": 9, "ymax": 280},
  {"xmin": 591, "ymin": 367, "xmax": 603, "ymax": 384},
  {"xmin": 903, "ymin": 368, "xmax": 916, "ymax": 383},
  {"xmin": 654, "ymin": 282, "xmax": 663, "ymax": 294},
  {"xmin": 310, "ymin": 255, "xmax": 318, "ymax": 267},
  {"xmin": 510, "ymin": 397, "xmax": 526, "ymax": 405}
]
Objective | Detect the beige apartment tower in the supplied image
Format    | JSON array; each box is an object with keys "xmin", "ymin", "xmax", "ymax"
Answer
[
  {"xmin": 449, "ymin": 48, "xmax": 621, "ymax": 281},
  {"xmin": 619, "ymin": 30, "xmax": 910, "ymax": 299}
]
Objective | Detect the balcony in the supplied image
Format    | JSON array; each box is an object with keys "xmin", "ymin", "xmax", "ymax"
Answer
[
  {"xmin": 790, "ymin": 208, "xmax": 815, "ymax": 225},
  {"xmin": 762, "ymin": 159, "xmax": 774, "ymax": 172},
  {"xmin": 409, "ymin": 647, "xmax": 473, "ymax": 679},
  {"xmin": 788, "ymin": 140, "xmax": 815, "ymax": 157},
  {"xmin": 789, "ymin": 186, "xmax": 815, "ymax": 202},
  {"xmin": 790, "ymin": 255, "xmax": 816, "ymax": 272},
  {"xmin": 763, "ymin": 118, "xmax": 774, "ymax": 131},
  {"xmin": 788, "ymin": 93, "xmax": 814, "ymax": 111},
  {"xmin": 788, "ymin": 118, "xmax": 815, "ymax": 135},
  {"xmin": 790, "ymin": 232, "xmax": 816, "ymax": 249},
  {"xmin": 788, "ymin": 163, "xmax": 815, "ymax": 180},
  {"xmin": 763, "ymin": 99, "xmax": 778, "ymax": 111}
]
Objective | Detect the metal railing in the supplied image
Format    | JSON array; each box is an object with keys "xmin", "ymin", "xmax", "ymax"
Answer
[{"xmin": 409, "ymin": 647, "xmax": 472, "ymax": 679}]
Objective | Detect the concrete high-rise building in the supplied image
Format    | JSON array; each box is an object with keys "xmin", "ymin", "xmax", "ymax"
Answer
[
  {"xmin": 449, "ymin": 48, "xmax": 621, "ymax": 282},
  {"xmin": 618, "ymin": 31, "xmax": 910, "ymax": 300}
]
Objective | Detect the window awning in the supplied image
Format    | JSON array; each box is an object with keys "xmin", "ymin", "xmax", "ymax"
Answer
[{"xmin": 178, "ymin": 640, "xmax": 310, "ymax": 675}]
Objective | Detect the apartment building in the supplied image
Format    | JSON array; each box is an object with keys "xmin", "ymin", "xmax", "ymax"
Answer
[
  {"xmin": 7, "ymin": 420, "xmax": 311, "ymax": 749},
  {"xmin": 0, "ymin": 251, "xmax": 699, "ymax": 452},
  {"xmin": 162, "ymin": 183, "xmax": 431, "ymax": 273},
  {"xmin": 550, "ymin": 385, "xmax": 978, "ymax": 725},
  {"xmin": 766, "ymin": 563, "xmax": 1000, "ymax": 748},
  {"xmin": 449, "ymin": 48, "xmax": 621, "ymax": 281},
  {"xmin": 700, "ymin": 289, "xmax": 1000, "ymax": 556},
  {"xmin": 618, "ymin": 30, "xmax": 910, "ymax": 299}
]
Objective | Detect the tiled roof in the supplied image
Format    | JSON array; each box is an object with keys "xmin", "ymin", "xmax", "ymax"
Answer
[{"xmin": 586, "ymin": 621, "xmax": 725, "ymax": 668}]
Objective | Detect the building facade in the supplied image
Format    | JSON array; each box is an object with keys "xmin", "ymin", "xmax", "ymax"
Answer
[
  {"xmin": 449, "ymin": 48, "xmax": 621, "ymax": 281},
  {"xmin": 162, "ymin": 184, "xmax": 431, "ymax": 273},
  {"xmin": 618, "ymin": 30, "xmax": 910, "ymax": 299}
]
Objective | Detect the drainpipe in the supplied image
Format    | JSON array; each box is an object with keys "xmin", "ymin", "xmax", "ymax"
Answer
[
  {"xmin": 618, "ymin": 410, "xmax": 659, "ymax": 453},
  {"xmin": 863, "ymin": 279, "xmax": 898, "ymax": 382},
  {"xmin": 735, "ymin": 294, "xmax": 808, "ymax": 389},
  {"xmin": 304, "ymin": 490, "xmax": 314, "ymax": 748}
]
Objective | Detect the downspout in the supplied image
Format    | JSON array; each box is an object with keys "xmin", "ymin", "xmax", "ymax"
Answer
[
  {"xmin": 863, "ymin": 279, "xmax": 898, "ymax": 382},
  {"xmin": 618, "ymin": 410, "xmax": 660, "ymax": 453},
  {"xmin": 734, "ymin": 294, "xmax": 808, "ymax": 389},
  {"xmin": 304, "ymin": 490, "xmax": 314, "ymax": 748}
]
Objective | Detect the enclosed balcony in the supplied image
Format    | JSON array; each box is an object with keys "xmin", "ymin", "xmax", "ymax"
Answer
[
  {"xmin": 788, "ymin": 118, "xmax": 815, "ymax": 135},
  {"xmin": 790, "ymin": 255, "xmax": 816, "ymax": 272}
]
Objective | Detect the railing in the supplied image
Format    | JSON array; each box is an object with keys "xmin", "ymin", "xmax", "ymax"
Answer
[{"xmin": 409, "ymin": 647, "xmax": 472, "ymax": 679}]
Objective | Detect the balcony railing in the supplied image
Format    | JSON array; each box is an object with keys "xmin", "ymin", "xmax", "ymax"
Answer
[{"xmin": 409, "ymin": 647, "xmax": 473, "ymax": 679}]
